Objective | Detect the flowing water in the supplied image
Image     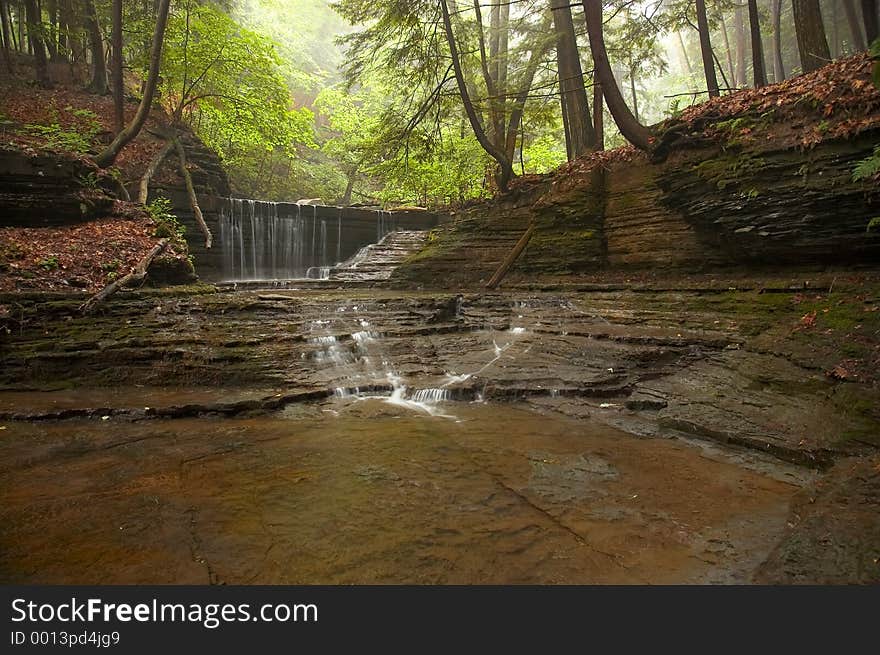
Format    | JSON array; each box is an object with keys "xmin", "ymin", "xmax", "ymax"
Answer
[{"xmin": 217, "ymin": 199, "xmax": 399, "ymax": 281}]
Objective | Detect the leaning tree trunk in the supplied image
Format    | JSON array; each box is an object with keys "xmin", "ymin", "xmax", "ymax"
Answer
[
  {"xmin": 551, "ymin": 0, "xmax": 595, "ymax": 158},
  {"xmin": 439, "ymin": 0, "xmax": 514, "ymax": 190},
  {"xmin": 138, "ymin": 138, "xmax": 174, "ymax": 204},
  {"xmin": 172, "ymin": 135, "xmax": 212, "ymax": 249},
  {"xmin": 747, "ymin": 0, "xmax": 767, "ymax": 87},
  {"xmin": 864, "ymin": 0, "xmax": 879, "ymax": 44},
  {"xmin": 83, "ymin": 0, "xmax": 107, "ymax": 93},
  {"xmin": 771, "ymin": 0, "xmax": 786, "ymax": 81},
  {"xmin": 695, "ymin": 0, "xmax": 720, "ymax": 97},
  {"xmin": 25, "ymin": 0, "xmax": 50, "ymax": 86},
  {"xmin": 485, "ymin": 223, "xmax": 534, "ymax": 289},
  {"xmin": 111, "ymin": 0, "xmax": 124, "ymax": 132},
  {"xmin": 581, "ymin": 0, "xmax": 652, "ymax": 151},
  {"xmin": 95, "ymin": 0, "xmax": 171, "ymax": 169},
  {"xmin": 792, "ymin": 0, "xmax": 832, "ymax": 72},
  {"xmin": 842, "ymin": 0, "xmax": 867, "ymax": 51}
]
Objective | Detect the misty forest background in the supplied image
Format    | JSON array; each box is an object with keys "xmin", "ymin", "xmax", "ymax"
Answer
[{"xmin": 0, "ymin": 0, "xmax": 875, "ymax": 207}]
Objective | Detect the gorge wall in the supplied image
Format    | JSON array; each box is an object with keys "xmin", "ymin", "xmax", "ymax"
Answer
[{"xmin": 394, "ymin": 130, "xmax": 880, "ymax": 287}]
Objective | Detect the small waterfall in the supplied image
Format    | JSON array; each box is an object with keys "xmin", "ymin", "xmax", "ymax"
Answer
[
  {"xmin": 220, "ymin": 198, "xmax": 323, "ymax": 280},
  {"xmin": 218, "ymin": 199, "xmax": 407, "ymax": 282}
]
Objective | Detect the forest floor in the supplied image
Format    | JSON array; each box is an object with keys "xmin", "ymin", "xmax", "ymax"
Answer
[{"xmin": 0, "ymin": 65, "xmax": 191, "ymax": 296}]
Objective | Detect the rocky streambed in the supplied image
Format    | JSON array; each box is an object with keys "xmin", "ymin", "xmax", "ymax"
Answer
[{"xmin": 1, "ymin": 279, "xmax": 878, "ymax": 583}]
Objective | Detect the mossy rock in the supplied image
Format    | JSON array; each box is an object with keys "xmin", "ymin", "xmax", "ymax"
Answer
[{"xmin": 147, "ymin": 254, "xmax": 197, "ymax": 285}]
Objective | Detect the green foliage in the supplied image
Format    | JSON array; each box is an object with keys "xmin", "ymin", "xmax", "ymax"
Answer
[
  {"xmin": 24, "ymin": 106, "xmax": 101, "ymax": 154},
  {"xmin": 156, "ymin": 2, "xmax": 315, "ymax": 194},
  {"xmin": 868, "ymin": 217, "xmax": 880, "ymax": 233},
  {"xmin": 39, "ymin": 256, "xmax": 59, "ymax": 271},
  {"xmin": 522, "ymin": 134, "xmax": 567, "ymax": 175},
  {"xmin": 146, "ymin": 197, "xmax": 186, "ymax": 243},
  {"xmin": 871, "ymin": 38, "xmax": 880, "ymax": 89},
  {"xmin": 853, "ymin": 145, "xmax": 880, "ymax": 182}
]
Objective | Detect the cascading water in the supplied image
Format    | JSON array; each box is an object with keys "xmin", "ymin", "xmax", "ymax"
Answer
[
  {"xmin": 220, "ymin": 199, "xmax": 328, "ymax": 280},
  {"xmin": 304, "ymin": 306, "xmax": 528, "ymax": 418},
  {"xmin": 218, "ymin": 199, "xmax": 406, "ymax": 282}
]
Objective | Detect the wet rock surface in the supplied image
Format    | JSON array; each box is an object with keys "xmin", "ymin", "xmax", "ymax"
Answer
[
  {"xmin": 0, "ymin": 404, "xmax": 806, "ymax": 584},
  {"xmin": 0, "ymin": 281, "xmax": 877, "ymax": 583}
]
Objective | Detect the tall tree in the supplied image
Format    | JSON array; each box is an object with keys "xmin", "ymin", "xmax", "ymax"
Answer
[
  {"xmin": 0, "ymin": 0, "xmax": 13, "ymax": 74},
  {"xmin": 717, "ymin": 5, "xmax": 737, "ymax": 85},
  {"xmin": 695, "ymin": 0, "xmax": 720, "ymax": 97},
  {"xmin": 439, "ymin": 0, "xmax": 514, "ymax": 189},
  {"xmin": 551, "ymin": 0, "xmax": 595, "ymax": 159},
  {"xmin": 864, "ymin": 0, "xmax": 879, "ymax": 44},
  {"xmin": 111, "ymin": 0, "xmax": 124, "ymax": 131},
  {"xmin": 593, "ymin": 81, "xmax": 604, "ymax": 151},
  {"xmin": 24, "ymin": 0, "xmax": 50, "ymax": 86},
  {"xmin": 792, "ymin": 0, "xmax": 831, "ymax": 72},
  {"xmin": 96, "ymin": 0, "xmax": 171, "ymax": 168},
  {"xmin": 747, "ymin": 0, "xmax": 767, "ymax": 86},
  {"xmin": 842, "ymin": 0, "xmax": 867, "ymax": 51},
  {"xmin": 581, "ymin": 0, "xmax": 651, "ymax": 151},
  {"xmin": 771, "ymin": 0, "xmax": 786, "ymax": 81},
  {"xmin": 734, "ymin": 3, "xmax": 747, "ymax": 86},
  {"xmin": 83, "ymin": 0, "xmax": 107, "ymax": 93}
]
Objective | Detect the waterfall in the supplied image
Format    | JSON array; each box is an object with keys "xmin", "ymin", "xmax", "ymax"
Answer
[
  {"xmin": 218, "ymin": 199, "xmax": 334, "ymax": 281},
  {"xmin": 218, "ymin": 198, "xmax": 408, "ymax": 282}
]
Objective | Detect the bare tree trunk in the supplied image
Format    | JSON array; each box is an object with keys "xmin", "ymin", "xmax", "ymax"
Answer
[
  {"xmin": 45, "ymin": 0, "xmax": 59, "ymax": 61},
  {"xmin": 0, "ymin": 0, "xmax": 14, "ymax": 73},
  {"xmin": 696, "ymin": 0, "xmax": 720, "ymax": 97},
  {"xmin": 138, "ymin": 138, "xmax": 174, "ymax": 204},
  {"xmin": 551, "ymin": 0, "xmax": 595, "ymax": 158},
  {"xmin": 593, "ymin": 80, "xmax": 604, "ymax": 151},
  {"xmin": 734, "ymin": 3, "xmax": 747, "ymax": 85},
  {"xmin": 629, "ymin": 67, "xmax": 639, "ymax": 121},
  {"xmin": 843, "ymin": 0, "xmax": 867, "ymax": 51},
  {"xmin": 439, "ymin": 0, "xmax": 514, "ymax": 190},
  {"xmin": 173, "ymin": 135, "xmax": 212, "ymax": 249},
  {"xmin": 111, "ymin": 0, "xmax": 124, "ymax": 131},
  {"xmin": 717, "ymin": 2, "xmax": 736, "ymax": 85},
  {"xmin": 80, "ymin": 239, "xmax": 169, "ymax": 314},
  {"xmin": 677, "ymin": 31, "xmax": 694, "ymax": 77},
  {"xmin": 747, "ymin": 0, "xmax": 767, "ymax": 86},
  {"xmin": 581, "ymin": 0, "xmax": 652, "ymax": 151},
  {"xmin": 772, "ymin": 0, "xmax": 786, "ymax": 81},
  {"xmin": 863, "ymin": 0, "xmax": 879, "ymax": 43},
  {"xmin": 83, "ymin": 0, "xmax": 106, "ymax": 93},
  {"xmin": 24, "ymin": 0, "xmax": 49, "ymax": 86},
  {"xmin": 792, "ymin": 0, "xmax": 831, "ymax": 72},
  {"xmin": 341, "ymin": 174, "xmax": 355, "ymax": 206},
  {"xmin": 95, "ymin": 0, "xmax": 171, "ymax": 169}
]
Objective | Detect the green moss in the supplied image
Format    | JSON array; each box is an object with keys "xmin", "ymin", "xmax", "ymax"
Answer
[{"xmin": 693, "ymin": 153, "xmax": 766, "ymax": 190}]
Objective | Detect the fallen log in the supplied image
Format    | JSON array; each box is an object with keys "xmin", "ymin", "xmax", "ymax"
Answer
[{"xmin": 79, "ymin": 238, "xmax": 169, "ymax": 314}]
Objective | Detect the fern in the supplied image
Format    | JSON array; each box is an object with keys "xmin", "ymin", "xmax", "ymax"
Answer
[{"xmin": 853, "ymin": 145, "xmax": 880, "ymax": 181}]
